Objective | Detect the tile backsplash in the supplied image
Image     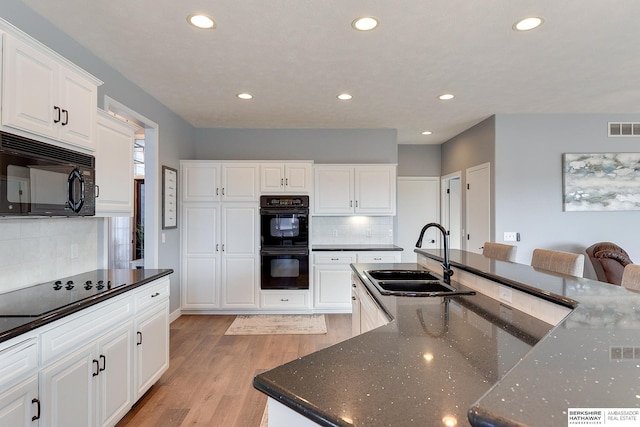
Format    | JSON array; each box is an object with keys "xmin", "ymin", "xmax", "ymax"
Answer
[
  {"xmin": 311, "ymin": 216, "xmax": 394, "ymax": 245},
  {"xmin": 0, "ymin": 218, "xmax": 99, "ymax": 294}
]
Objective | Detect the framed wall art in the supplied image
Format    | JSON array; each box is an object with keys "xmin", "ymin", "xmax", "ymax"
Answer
[
  {"xmin": 162, "ymin": 166, "xmax": 178, "ymax": 228},
  {"xmin": 563, "ymin": 153, "xmax": 640, "ymax": 211}
]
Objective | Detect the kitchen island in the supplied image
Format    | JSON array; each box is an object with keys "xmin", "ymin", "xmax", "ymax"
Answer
[{"xmin": 254, "ymin": 249, "xmax": 640, "ymax": 426}]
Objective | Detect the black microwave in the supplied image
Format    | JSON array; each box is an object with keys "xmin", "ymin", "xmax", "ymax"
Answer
[{"xmin": 0, "ymin": 131, "xmax": 95, "ymax": 216}]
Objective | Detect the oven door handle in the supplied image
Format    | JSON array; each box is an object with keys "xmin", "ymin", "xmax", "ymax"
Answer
[
  {"xmin": 260, "ymin": 208, "xmax": 309, "ymax": 215},
  {"xmin": 261, "ymin": 249, "xmax": 309, "ymax": 256}
]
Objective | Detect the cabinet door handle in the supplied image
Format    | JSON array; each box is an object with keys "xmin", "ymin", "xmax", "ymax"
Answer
[
  {"xmin": 95, "ymin": 184, "xmax": 100, "ymax": 198},
  {"xmin": 373, "ymin": 257, "xmax": 382, "ymax": 261},
  {"xmin": 355, "ymin": 200, "xmax": 358, "ymax": 208},
  {"xmin": 281, "ymin": 178, "xmax": 284, "ymax": 186},
  {"xmin": 53, "ymin": 106, "xmax": 61, "ymax": 123},
  {"xmin": 61, "ymin": 109, "xmax": 69, "ymax": 126},
  {"xmin": 330, "ymin": 257, "xmax": 339, "ymax": 261},
  {"xmin": 280, "ymin": 298, "xmax": 289, "ymax": 302},
  {"xmin": 285, "ymin": 178, "xmax": 288, "ymax": 186},
  {"xmin": 352, "ymin": 283, "xmax": 356, "ymax": 288},
  {"xmin": 350, "ymin": 200, "xmax": 353, "ymax": 207},
  {"xmin": 32, "ymin": 398, "xmax": 41, "ymax": 421},
  {"xmin": 137, "ymin": 331, "xmax": 143, "ymax": 346},
  {"xmin": 99, "ymin": 355, "xmax": 106, "ymax": 372},
  {"xmin": 151, "ymin": 292, "xmax": 160, "ymax": 297},
  {"xmin": 222, "ymin": 244, "xmax": 225, "ymax": 252},
  {"xmin": 352, "ymin": 296, "xmax": 356, "ymax": 301},
  {"xmin": 222, "ymin": 188, "xmax": 225, "ymax": 196},
  {"xmin": 92, "ymin": 359, "xmax": 100, "ymax": 376}
]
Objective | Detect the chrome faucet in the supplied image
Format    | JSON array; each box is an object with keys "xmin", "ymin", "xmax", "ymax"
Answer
[{"xmin": 415, "ymin": 222, "xmax": 453, "ymax": 284}]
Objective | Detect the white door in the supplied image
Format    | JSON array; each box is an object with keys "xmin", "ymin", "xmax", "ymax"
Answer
[
  {"xmin": 466, "ymin": 163, "xmax": 491, "ymax": 254},
  {"xmin": 355, "ymin": 166, "xmax": 396, "ymax": 215},
  {"xmin": 98, "ymin": 325, "xmax": 133, "ymax": 427},
  {"xmin": 313, "ymin": 166, "xmax": 354, "ymax": 214},
  {"xmin": 135, "ymin": 302, "xmax": 169, "ymax": 400},
  {"xmin": 0, "ymin": 376, "xmax": 39, "ymax": 427},
  {"xmin": 397, "ymin": 177, "xmax": 440, "ymax": 262},
  {"xmin": 221, "ymin": 164, "xmax": 259, "ymax": 201},
  {"xmin": 441, "ymin": 174, "xmax": 462, "ymax": 250},
  {"xmin": 58, "ymin": 67, "xmax": 97, "ymax": 149}
]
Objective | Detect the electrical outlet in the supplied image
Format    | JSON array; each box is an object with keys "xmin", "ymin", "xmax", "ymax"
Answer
[
  {"xmin": 504, "ymin": 232, "xmax": 518, "ymax": 242},
  {"xmin": 499, "ymin": 286, "xmax": 513, "ymax": 303}
]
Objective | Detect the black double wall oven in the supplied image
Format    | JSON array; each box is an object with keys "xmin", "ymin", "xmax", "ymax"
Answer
[{"xmin": 260, "ymin": 195, "xmax": 309, "ymax": 290}]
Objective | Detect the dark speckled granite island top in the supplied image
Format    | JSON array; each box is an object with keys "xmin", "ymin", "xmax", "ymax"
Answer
[{"xmin": 254, "ymin": 249, "xmax": 640, "ymax": 426}]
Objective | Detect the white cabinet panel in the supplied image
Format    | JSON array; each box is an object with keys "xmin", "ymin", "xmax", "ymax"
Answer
[
  {"xmin": 134, "ymin": 301, "xmax": 169, "ymax": 401},
  {"xmin": 314, "ymin": 266, "xmax": 352, "ymax": 309},
  {"xmin": 222, "ymin": 257, "xmax": 258, "ymax": 308},
  {"xmin": 221, "ymin": 163, "xmax": 259, "ymax": 201},
  {"xmin": 221, "ymin": 204, "xmax": 258, "ymax": 255},
  {"xmin": 0, "ymin": 376, "xmax": 39, "ymax": 427},
  {"xmin": 355, "ymin": 166, "xmax": 396, "ymax": 214},
  {"xmin": 260, "ymin": 162, "xmax": 312, "ymax": 193},
  {"xmin": 181, "ymin": 162, "xmax": 221, "ymax": 202},
  {"xmin": 183, "ymin": 258, "xmax": 218, "ymax": 308},
  {"xmin": 183, "ymin": 204, "xmax": 218, "ymax": 255},
  {"xmin": 97, "ymin": 325, "xmax": 133, "ymax": 427},
  {"xmin": 313, "ymin": 166, "xmax": 354, "ymax": 214}
]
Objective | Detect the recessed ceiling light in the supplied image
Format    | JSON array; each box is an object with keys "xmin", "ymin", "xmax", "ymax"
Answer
[
  {"xmin": 237, "ymin": 93, "xmax": 253, "ymax": 100},
  {"xmin": 351, "ymin": 17, "xmax": 379, "ymax": 31},
  {"xmin": 513, "ymin": 17, "xmax": 544, "ymax": 31},
  {"xmin": 337, "ymin": 93, "xmax": 353, "ymax": 101},
  {"xmin": 438, "ymin": 94, "xmax": 455, "ymax": 100},
  {"xmin": 421, "ymin": 131, "xmax": 433, "ymax": 135},
  {"xmin": 187, "ymin": 14, "xmax": 216, "ymax": 29}
]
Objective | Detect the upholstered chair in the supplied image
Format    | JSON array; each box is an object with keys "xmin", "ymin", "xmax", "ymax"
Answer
[
  {"xmin": 621, "ymin": 264, "xmax": 640, "ymax": 291},
  {"xmin": 585, "ymin": 242, "xmax": 632, "ymax": 285},
  {"xmin": 482, "ymin": 242, "xmax": 517, "ymax": 262},
  {"xmin": 531, "ymin": 248, "xmax": 585, "ymax": 277}
]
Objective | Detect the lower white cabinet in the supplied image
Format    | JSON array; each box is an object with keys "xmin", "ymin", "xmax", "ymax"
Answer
[
  {"xmin": 0, "ymin": 375, "xmax": 39, "ymax": 427},
  {"xmin": 260, "ymin": 291, "xmax": 309, "ymax": 310},
  {"xmin": 0, "ymin": 275, "xmax": 170, "ymax": 427},
  {"xmin": 351, "ymin": 273, "xmax": 388, "ymax": 335},
  {"xmin": 134, "ymin": 301, "xmax": 169, "ymax": 401},
  {"xmin": 312, "ymin": 251, "xmax": 401, "ymax": 311}
]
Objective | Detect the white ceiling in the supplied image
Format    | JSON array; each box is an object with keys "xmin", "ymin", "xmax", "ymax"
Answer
[{"xmin": 20, "ymin": 0, "xmax": 640, "ymax": 145}]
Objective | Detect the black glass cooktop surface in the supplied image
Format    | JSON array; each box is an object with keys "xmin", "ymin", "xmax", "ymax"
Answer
[{"xmin": 0, "ymin": 270, "xmax": 134, "ymax": 317}]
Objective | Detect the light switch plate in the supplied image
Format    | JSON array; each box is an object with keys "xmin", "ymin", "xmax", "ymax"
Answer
[{"xmin": 504, "ymin": 232, "xmax": 518, "ymax": 242}]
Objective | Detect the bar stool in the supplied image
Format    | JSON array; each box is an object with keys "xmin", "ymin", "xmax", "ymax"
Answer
[
  {"xmin": 621, "ymin": 264, "xmax": 640, "ymax": 291},
  {"xmin": 482, "ymin": 242, "xmax": 517, "ymax": 262},
  {"xmin": 531, "ymin": 248, "xmax": 585, "ymax": 277}
]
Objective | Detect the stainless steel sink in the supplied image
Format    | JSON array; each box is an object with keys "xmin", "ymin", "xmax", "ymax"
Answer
[{"xmin": 363, "ymin": 269, "xmax": 476, "ymax": 297}]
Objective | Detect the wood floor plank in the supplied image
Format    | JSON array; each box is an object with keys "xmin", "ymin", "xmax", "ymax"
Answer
[{"xmin": 116, "ymin": 314, "xmax": 352, "ymax": 427}]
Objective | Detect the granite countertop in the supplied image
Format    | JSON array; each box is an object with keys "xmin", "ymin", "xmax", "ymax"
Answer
[
  {"xmin": 254, "ymin": 250, "xmax": 640, "ymax": 426},
  {"xmin": 312, "ymin": 244, "xmax": 404, "ymax": 251},
  {"xmin": 0, "ymin": 268, "xmax": 173, "ymax": 343},
  {"xmin": 254, "ymin": 261, "xmax": 554, "ymax": 426}
]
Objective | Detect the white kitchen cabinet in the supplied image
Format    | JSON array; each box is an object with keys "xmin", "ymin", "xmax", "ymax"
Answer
[
  {"xmin": 351, "ymin": 272, "xmax": 388, "ymax": 335},
  {"xmin": 1, "ymin": 33, "xmax": 100, "ymax": 152},
  {"xmin": 95, "ymin": 109, "xmax": 135, "ymax": 216},
  {"xmin": 180, "ymin": 201, "xmax": 259, "ymax": 311},
  {"xmin": 0, "ymin": 375, "xmax": 39, "ymax": 427},
  {"xmin": 313, "ymin": 164, "xmax": 396, "ymax": 215},
  {"xmin": 181, "ymin": 161, "xmax": 259, "ymax": 202},
  {"xmin": 134, "ymin": 300, "xmax": 169, "ymax": 401},
  {"xmin": 260, "ymin": 291, "xmax": 309, "ymax": 310},
  {"xmin": 40, "ymin": 323, "xmax": 133, "ymax": 427},
  {"xmin": 260, "ymin": 162, "xmax": 312, "ymax": 193},
  {"xmin": 313, "ymin": 251, "xmax": 401, "ymax": 311}
]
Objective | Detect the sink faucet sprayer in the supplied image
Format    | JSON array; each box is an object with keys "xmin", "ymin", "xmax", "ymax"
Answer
[{"xmin": 415, "ymin": 223, "xmax": 453, "ymax": 284}]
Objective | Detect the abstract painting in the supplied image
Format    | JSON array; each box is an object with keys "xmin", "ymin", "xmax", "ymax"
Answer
[{"xmin": 563, "ymin": 153, "xmax": 640, "ymax": 211}]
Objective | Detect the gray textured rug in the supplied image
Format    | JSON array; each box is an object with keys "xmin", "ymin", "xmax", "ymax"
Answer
[{"xmin": 225, "ymin": 314, "xmax": 327, "ymax": 335}]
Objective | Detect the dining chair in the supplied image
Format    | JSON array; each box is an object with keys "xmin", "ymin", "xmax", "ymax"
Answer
[
  {"xmin": 482, "ymin": 242, "xmax": 517, "ymax": 262},
  {"xmin": 621, "ymin": 264, "xmax": 640, "ymax": 291},
  {"xmin": 531, "ymin": 248, "xmax": 585, "ymax": 277}
]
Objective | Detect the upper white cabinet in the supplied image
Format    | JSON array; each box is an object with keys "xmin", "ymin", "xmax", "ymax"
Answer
[
  {"xmin": 95, "ymin": 110, "xmax": 135, "ymax": 217},
  {"xmin": 260, "ymin": 162, "xmax": 312, "ymax": 193},
  {"xmin": 1, "ymin": 33, "xmax": 101, "ymax": 152},
  {"xmin": 181, "ymin": 161, "xmax": 259, "ymax": 202},
  {"xmin": 313, "ymin": 164, "xmax": 397, "ymax": 215}
]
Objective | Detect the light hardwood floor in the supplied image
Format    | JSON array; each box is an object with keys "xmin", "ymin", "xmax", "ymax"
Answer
[{"xmin": 116, "ymin": 314, "xmax": 352, "ymax": 427}]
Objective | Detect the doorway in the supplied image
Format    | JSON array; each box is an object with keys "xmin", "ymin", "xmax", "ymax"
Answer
[
  {"xmin": 465, "ymin": 162, "xmax": 491, "ymax": 254},
  {"xmin": 104, "ymin": 96, "xmax": 159, "ymax": 269},
  {"xmin": 441, "ymin": 172, "xmax": 462, "ymax": 250}
]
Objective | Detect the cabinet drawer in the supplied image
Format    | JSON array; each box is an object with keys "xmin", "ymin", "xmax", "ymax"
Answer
[
  {"xmin": 261, "ymin": 291, "xmax": 309, "ymax": 309},
  {"xmin": 40, "ymin": 294, "xmax": 133, "ymax": 364},
  {"xmin": 357, "ymin": 251, "xmax": 401, "ymax": 263},
  {"xmin": 313, "ymin": 252, "xmax": 356, "ymax": 264},
  {"xmin": 135, "ymin": 277, "xmax": 170, "ymax": 313},
  {"xmin": 0, "ymin": 338, "xmax": 37, "ymax": 392}
]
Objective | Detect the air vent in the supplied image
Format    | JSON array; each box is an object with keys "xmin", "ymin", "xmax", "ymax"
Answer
[
  {"xmin": 0, "ymin": 131, "xmax": 94, "ymax": 168},
  {"xmin": 608, "ymin": 122, "xmax": 640, "ymax": 137}
]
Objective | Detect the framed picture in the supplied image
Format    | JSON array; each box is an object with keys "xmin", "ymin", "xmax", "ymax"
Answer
[
  {"xmin": 563, "ymin": 153, "xmax": 640, "ymax": 211},
  {"xmin": 162, "ymin": 166, "xmax": 178, "ymax": 228}
]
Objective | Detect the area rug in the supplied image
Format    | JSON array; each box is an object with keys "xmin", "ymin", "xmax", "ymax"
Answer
[{"xmin": 225, "ymin": 314, "xmax": 327, "ymax": 335}]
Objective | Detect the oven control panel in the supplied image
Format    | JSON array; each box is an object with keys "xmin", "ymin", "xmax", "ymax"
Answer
[{"xmin": 260, "ymin": 195, "xmax": 309, "ymax": 208}]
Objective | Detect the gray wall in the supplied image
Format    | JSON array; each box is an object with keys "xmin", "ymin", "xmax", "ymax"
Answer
[
  {"xmin": 0, "ymin": 2, "xmax": 196, "ymax": 312},
  {"xmin": 495, "ymin": 114, "xmax": 640, "ymax": 279},
  {"xmin": 195, "ymin": 128, "xmax": 397, "ymax": 163},
  {"xmin": 398, "ymin": 145, "xmax": 441, "ymax": 176}
]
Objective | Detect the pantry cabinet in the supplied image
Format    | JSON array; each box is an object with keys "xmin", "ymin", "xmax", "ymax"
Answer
[
  {"xmin": 181, "ymin": 161, "xmax": 259, "ymax": 203},
  {"xmin": 1, "ymin": 33, "xmax": 100, "ymax": 152},
  {"xmin": 180, "ymin": 201, "xmax": 259, "ymax": 311},
  {"xmin": 313, "ymin": 165, "xmax": 396, "ymax": 215},
  {"xmin": 260, "ymin": 162, "xmax": 312, "ymax": 193},
  {"xmin": 95, "ymin": 110, "xmax": 136, "ymax": 216}
]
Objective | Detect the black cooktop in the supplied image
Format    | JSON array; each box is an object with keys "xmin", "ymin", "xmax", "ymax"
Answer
[{"xmin": 0, "ymin": 270, "xmax": 132, "ymax": 317}]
